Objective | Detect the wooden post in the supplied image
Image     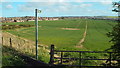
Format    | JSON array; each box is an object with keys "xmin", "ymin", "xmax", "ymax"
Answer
[
  {"xmin": 60, "ymin": 52, "xmax": 63, "ymax": 64},
  {"xmin": 109, "ymin": 52, "xmax": 112, "ymax": 67},
  {"xmin": 10, "ymin": 38, "xmax": 12, "ymax": 47},
  {"xmin": 49, "ymin": 44, "xmax": 54, "ymax": 65},
  {"xmin": 2, "ymin": 37, "xmax": 3, "ymax": 45}
]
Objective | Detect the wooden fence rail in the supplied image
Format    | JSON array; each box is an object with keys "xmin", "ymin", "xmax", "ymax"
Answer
[{"xmin": 49, "ymin": 45, "xmax": 120, "ymax": 67}]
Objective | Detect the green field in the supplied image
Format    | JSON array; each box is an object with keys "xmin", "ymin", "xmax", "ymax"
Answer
[
  {"xmin": 83, "ymin": 20, "xmax": 116, "ymax": 50},
  {"xmin": 3, "ymin": 19, "xmax": 117, "ymax": 51}
]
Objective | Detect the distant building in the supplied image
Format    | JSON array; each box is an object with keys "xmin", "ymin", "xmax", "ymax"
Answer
[
  {"xmin": 0, "ymin": 16, "xmax": 60, "ymax": 23},
  {"xmin": 0, "ymin": 16, "xmax": 117, "ymax": 23}
]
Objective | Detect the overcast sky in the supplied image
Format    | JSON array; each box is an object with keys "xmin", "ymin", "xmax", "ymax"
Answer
[{"xmin": 0, "ymin": 0, "xmax": 119, "ymax": 17}]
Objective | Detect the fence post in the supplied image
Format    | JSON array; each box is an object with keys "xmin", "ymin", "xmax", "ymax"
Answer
[
  {"xmin": 49, "ymin": 44, "xmax": 54, "ymax": 65},
  {"xmin": 109, "ymin": 52, "xmax": 112, "ymax": 67},
  {"xmin": 10, "ymin": 38, "xmax": 12, "ymax": 47},
  {"xmin": 60, "ymin": 52, "xmax": 63, "ymax": 64},
  {"xmin": 2, "ymin": 37, "xmax": 3, "ymax": 45}
]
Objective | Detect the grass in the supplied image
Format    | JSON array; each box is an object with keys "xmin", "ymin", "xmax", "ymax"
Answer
[
  {"xmin": 106, "ymin": 16, "xmax": 118, "ymax": 18},
  {"xmin": 83, "ymin": 19, "xmax": 117, "ymax": 51}
]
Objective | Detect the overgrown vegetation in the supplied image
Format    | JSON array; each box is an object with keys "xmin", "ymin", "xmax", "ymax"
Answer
[
  {"xmin": 2, "ymin": 46, "xmax": 27, "ymax": 67},
  {"xmin": 2, "ymin": 24, "xmax": 34, "ymax": 30},
  {"xmin": 106, "ymin": 2, "xmax": 120, "ymax": 67}
]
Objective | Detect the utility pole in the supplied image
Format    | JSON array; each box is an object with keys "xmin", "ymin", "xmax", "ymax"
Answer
[{"xmin": 35, "ymin": 9, "xmax": 41, "ymax": 60}]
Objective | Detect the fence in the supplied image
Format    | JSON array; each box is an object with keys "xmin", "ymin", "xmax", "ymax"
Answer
[
  {"xmin": 2, "ymin": 32, "xmax": 36, "ymax": 56},
  {"xmin": 49, "ymin": 45, "xmax": 119, "ymax": 67}
]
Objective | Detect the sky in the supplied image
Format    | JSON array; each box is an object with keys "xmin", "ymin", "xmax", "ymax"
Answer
[{"xmin": 0, "ymin": 0, "xmax": 119, "ymax": 17}]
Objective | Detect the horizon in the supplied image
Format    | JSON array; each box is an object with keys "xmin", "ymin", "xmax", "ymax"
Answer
[
  {"xmin": 0, "ymin": 0, "xmax": 119, "ymax": 17},
  {"xmin": 0, "ymin": 15, "xmax": 118, "ymax": 18}
]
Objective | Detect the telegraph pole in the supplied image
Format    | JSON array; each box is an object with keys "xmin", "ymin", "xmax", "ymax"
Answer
[{"xmin": 35, "ymin": 9, "xmax": 41, "ymax": 60}]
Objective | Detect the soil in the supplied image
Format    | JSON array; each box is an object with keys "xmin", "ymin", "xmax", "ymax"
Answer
[{"xmin": 61, "ymin": 28, "xmax": 80, "ymax": 30}]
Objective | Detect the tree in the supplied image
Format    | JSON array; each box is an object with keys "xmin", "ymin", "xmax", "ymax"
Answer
[{"xmin": 106, "ymin": 1, "xmax": 120, "ymax": 66}]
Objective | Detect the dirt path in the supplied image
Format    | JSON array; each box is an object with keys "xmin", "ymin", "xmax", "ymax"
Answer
[{"xmin": 75, "ymin": 22, "xmax": 88, "ymax": 48}]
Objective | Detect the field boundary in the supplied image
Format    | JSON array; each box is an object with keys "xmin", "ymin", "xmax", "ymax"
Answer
[{"xmin": 2, "ymin": 32, "xmax": 49, "ymax": 57}]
